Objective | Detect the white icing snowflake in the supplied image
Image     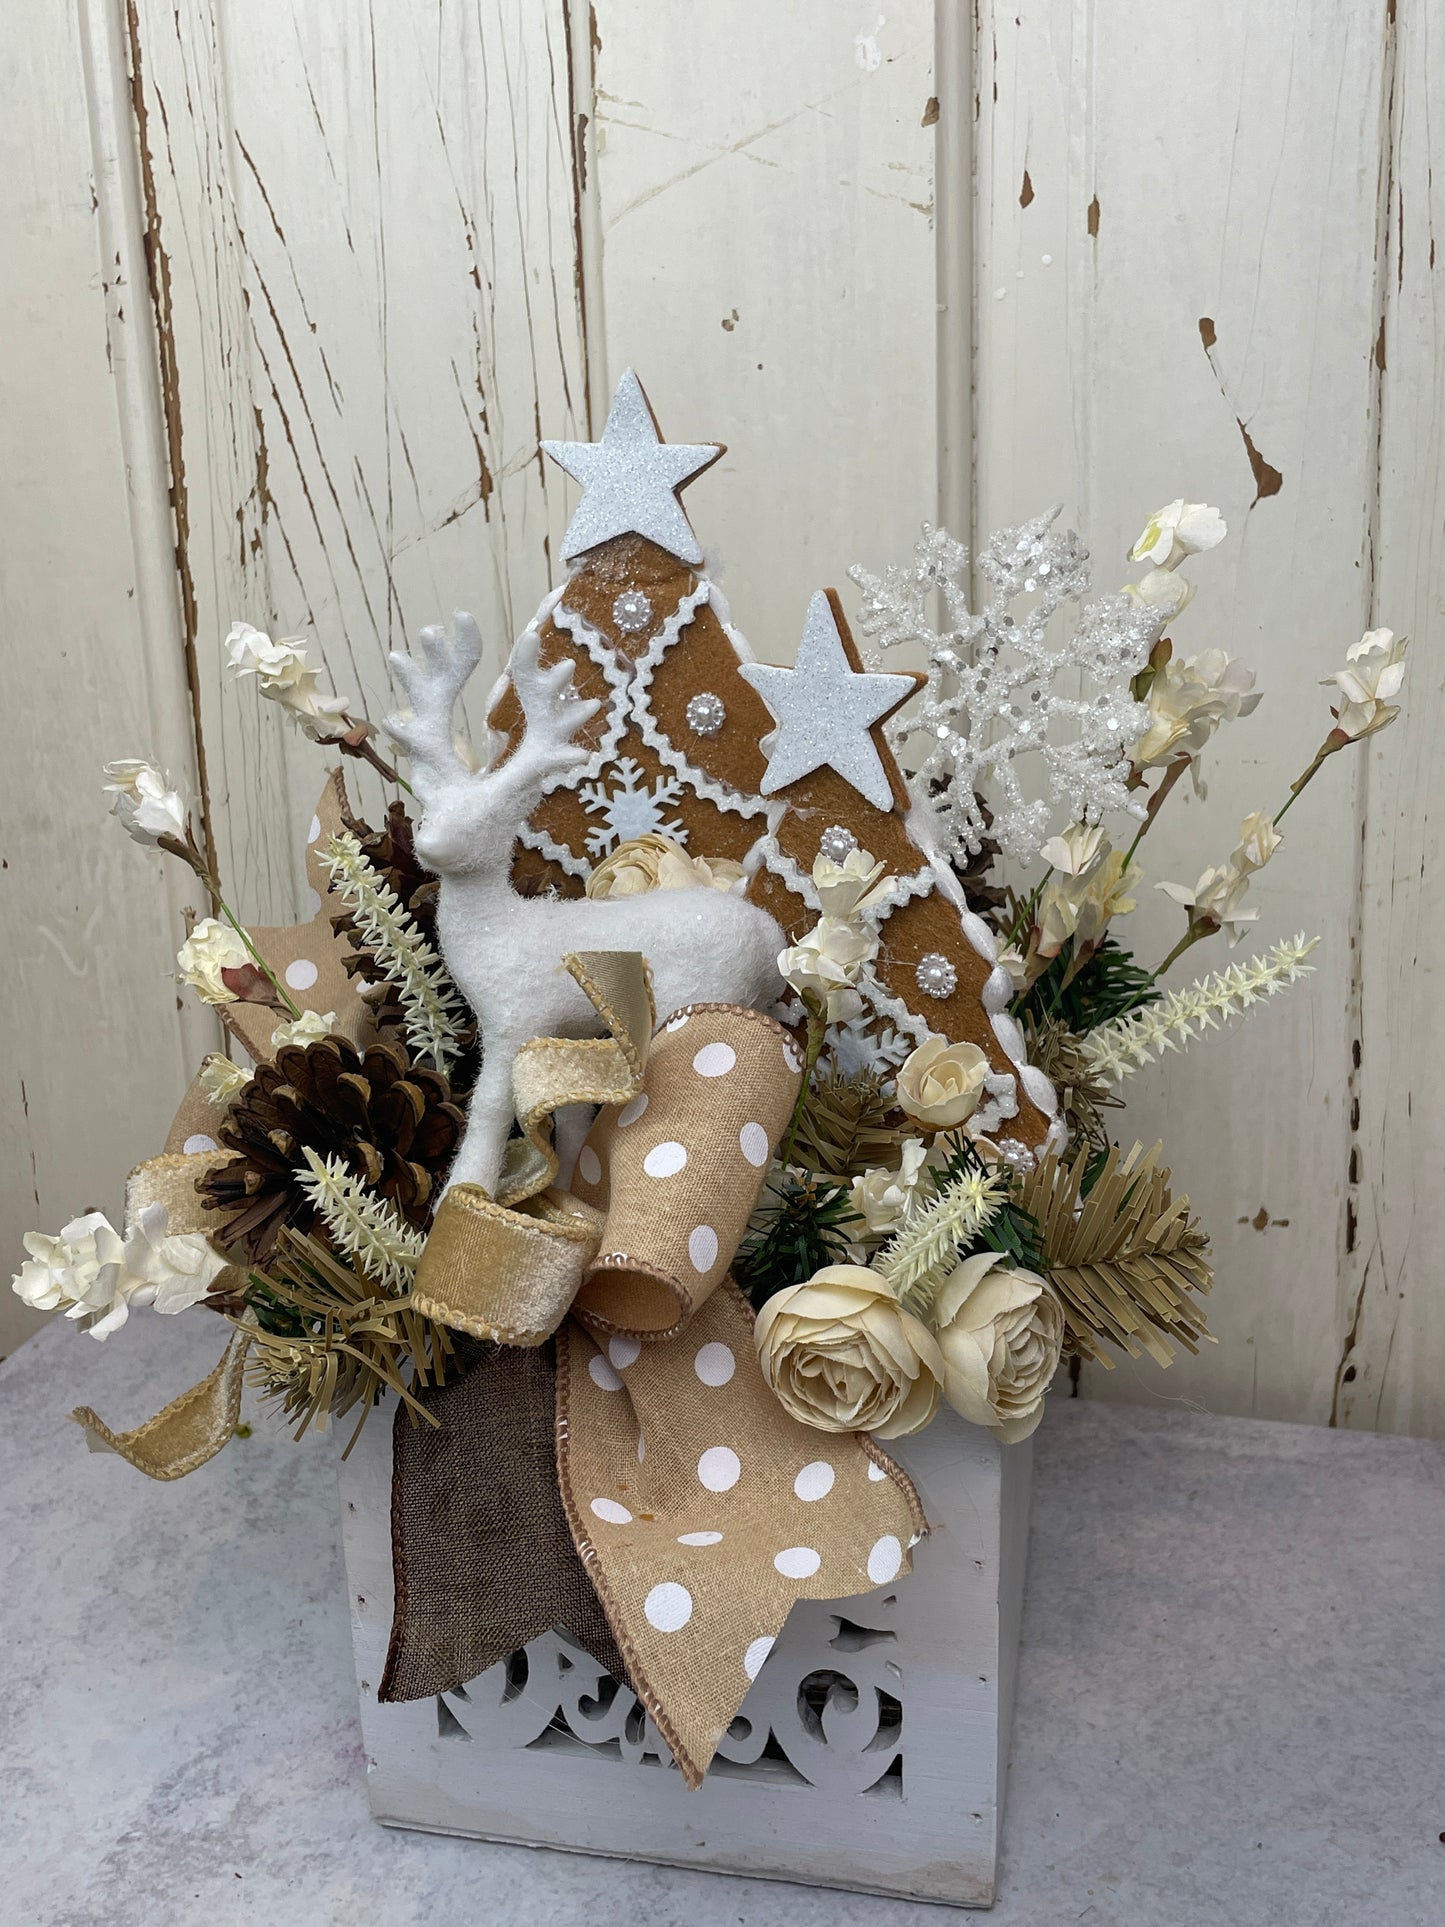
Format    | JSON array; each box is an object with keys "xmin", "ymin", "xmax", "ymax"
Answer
[
  {"xmin": 578, "ymin": 756, "xmax": 689, "ymax": 857},
  {"xmin": 823, "ymin": 1007, "xmax": 913, "ymax": 1080},
  {"xmin": 849, "ymin": 509, "xmax": 1160, "ymax": 863}
]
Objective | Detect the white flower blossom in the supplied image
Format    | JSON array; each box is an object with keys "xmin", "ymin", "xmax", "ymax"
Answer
[
  {"xmin": 1322, "ymin": 628, "xmax": 1409, "ymax": 740},
  {"xmin": 271, "ymin": 1009, "xmax": 338, "ymax": 1050},
  {"xmin": 1158, "ymin": 862, "xmax": 1258, "ymax": 946},
  {"xmin": 1129, "ymin": 500, "xmax": 1227, "ymax": 571},
  {"xmin": 1133, "ymin": 648, "xmax": 1261, "ymax": 770},
  {"xmin": 1039, "ymin": 822, "xmax": 1107, "ymax": 877},
  {"xmin": 1035, "ymin": 847, "xmax": 1140, "ymax": 960},
  {"xmin": 849, "ymin": 1140, "xmax": 930, "ymax": 1240},
  {"xmin": 811, "ymin": 847, "xmax": 892, "ymax": 918},
  {"xmin": 122, "ymin": 1204, "xmax": 230, "ymax": 1315},
  {"xmin": 1232, "ymin": 810, "xmax": 1282, "ymax": 875},
  {"xmin": 102, "ymin": 760, "xmax": 187, "ymax": 847},
  {"xmin": 778, "ymin": 918, "xmax": 878, "ymax": 1023},
  {"xmin": 199, "ymin": 1053, "xmax": 253, "ymax": 1104},
  {"xmin": 177, "ymin": 917, "xmax": 251, "ymax": 1004},
  {"xmin": 1125, "ymin": 567, "xmax": 1195, "ymax": 619},
  {"xmin": 226, "ymin": 621, "xmax": 351, "ymax": 742},
  {"xmin": 12, "ymin": 1212, "xmax": 134, "ymax": 1339}
]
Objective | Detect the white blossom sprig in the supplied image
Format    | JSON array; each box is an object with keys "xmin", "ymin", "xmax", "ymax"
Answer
[
  {"xmin": 320, "ymin": 831, "xmax": 467, "ymax": 1070},
  {"xmin": 226, "ymin": 622, "xmax": 411, "ymax": 790},
  {"xmin": 296, "ymin": 1148, "xmax": 426, "ymax": 1294},
  {"xmin": 1081, "ymin": 936, "xmax": 1320, "ymax": 1085},
  {"xmin": 850, "ymin": 509, "xmax": 1158, "ymax": 863}
]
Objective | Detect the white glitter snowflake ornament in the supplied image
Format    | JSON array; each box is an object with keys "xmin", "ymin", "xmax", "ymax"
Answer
[{"xmin": 849, "ymin": 508, "xmax": 1161, "ymax": 862}]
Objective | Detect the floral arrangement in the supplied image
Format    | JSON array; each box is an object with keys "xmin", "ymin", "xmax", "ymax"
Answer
[{"xmin": 12, "ymin": 371, "xmax": 1409, "ymax": 1790}]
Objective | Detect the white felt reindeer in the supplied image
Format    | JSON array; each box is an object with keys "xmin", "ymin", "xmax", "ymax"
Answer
[{"xmin": 386, "ymin": 613, "xmax": 785, "ymax": 1198}]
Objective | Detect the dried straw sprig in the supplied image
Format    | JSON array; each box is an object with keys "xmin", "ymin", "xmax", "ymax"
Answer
[
  {"xmin": 240, "ymin": 1229, "xmax": 454, "ymax": 1453},
  {"xmin": 789, "ymin": 1069, "xmax": 905, "ymax": 1179},
  {"xmin": 1016, "ymin": 1141, "xmax": 1213, "ymax": 1368}
]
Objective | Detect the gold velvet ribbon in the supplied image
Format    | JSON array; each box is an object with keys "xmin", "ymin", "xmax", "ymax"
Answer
[{"xmin": 71, "ymin": 1325, "xmax": 252, "ymax": 1479}]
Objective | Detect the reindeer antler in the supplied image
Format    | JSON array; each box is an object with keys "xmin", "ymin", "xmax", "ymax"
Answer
[
  {"xmin": 385, "ymin": 613, "xmax": 486, "ymax": 799},
  {"xmin": 487, "ymin": 628, "xmax": 601, "ymax": 809}
]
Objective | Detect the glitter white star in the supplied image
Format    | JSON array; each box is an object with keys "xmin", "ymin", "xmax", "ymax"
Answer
[
  {"xmin": 542, "ymin": 369, "xmax": 722, "ymax": 564},
  {"xmin": 739, "ymin": 591, "xmax": 920, "ymax": 811}
]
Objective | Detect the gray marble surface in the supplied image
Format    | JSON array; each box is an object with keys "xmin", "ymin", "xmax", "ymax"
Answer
[{"xmin": 3, "ymin": 1309, "xmax": 1443, "ymax": 1927}]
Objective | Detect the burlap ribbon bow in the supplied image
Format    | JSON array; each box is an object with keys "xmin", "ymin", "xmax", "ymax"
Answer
[{"xmin": 386, "ymin": 953, "xmax": 926, "ymax": 1786}]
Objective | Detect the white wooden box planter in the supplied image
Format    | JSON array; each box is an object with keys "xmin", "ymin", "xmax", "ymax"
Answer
[{"xmin": 338, "ymin": 1404, "xmax": 1030, "ymax": 1908}]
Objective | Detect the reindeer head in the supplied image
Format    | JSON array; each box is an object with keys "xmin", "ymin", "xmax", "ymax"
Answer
[{"xmin": 385, "ymin": 614, "xmax": 601, "ymax": 880}]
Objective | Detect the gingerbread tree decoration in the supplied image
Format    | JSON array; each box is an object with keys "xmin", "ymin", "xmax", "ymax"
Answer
[{"xmin": 487, "ymin": 371, "xmax": 1057, "ymax": 1148}]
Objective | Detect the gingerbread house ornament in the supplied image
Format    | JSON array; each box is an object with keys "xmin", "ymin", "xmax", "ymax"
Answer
[{"xmin": 490, "ymin": 370, "xmax": 1058, "ymax": 1150}]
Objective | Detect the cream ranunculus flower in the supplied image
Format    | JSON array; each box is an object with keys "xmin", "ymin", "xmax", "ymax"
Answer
[
  {"xmin": 755, "ymin": 1264, "xmax": 944, "ymax": 1438},
  {"xmin": 930, "ymin": 1251, "xmax": 1064, "ymax": 1442},
  {"xmin": 270, "ymin": 1009, "xmax": 338, "ymax": 1049},
  {"xmin": 1129, "ymin": 499, "xmax": 1227, "ymax": 571},
  {"xmin": 1157, "ymin": 861, "xmax": 1258, "ymax": 945},
  {"xmin": 1133, "ymin": 648, "xmax": 1261, "ymax": 769},
  {"xmin": 11, "ymin": 1212, "xmax": 134, "ymax": 1339},
  {"xmin": 1231, "ymin": 810, "xmax": 1282, "ymax": 875},
  {"xmin": 122, "ymin": 1203, "xmax": 230, "ymax": 1315},
  {"xmin": 226, "ymin": 621, "xmax": 350, "ymax": 741},
  {"xmin": 1039, "ymin": 821, "xmax": 1107, "ymax": 877},
  {"xmin": 658, "ymin": 847, "xmax": 747, "ymax": 893},
  {"xmin": 849, "ymin": 1139, "xmax": 930, "ymax": 1240},
  {"xmin": 199, "ymin": 1053, "xmax": 253, "ymax": 1104},
  {"xmin": 812, "ymin": 846, "xmax": 892, "ymax": 917},
  {"xmin": 102, "ymin": 759, "xmax": 188, "ymax": 847},
  {"xmin": 778, "ymin": 917, "xmax": 878, "ymax": 1022},
  {"xmin": 1322, "ymin": 628, "xmax": 1409, "ymax": 740},
  {"xmin": 177, "ymin": 917, "xmax": 251, "ymax": 1004},
  {"xmin": 897, "ymin": 1035, "xmax": 990, "ymax": 1130}
]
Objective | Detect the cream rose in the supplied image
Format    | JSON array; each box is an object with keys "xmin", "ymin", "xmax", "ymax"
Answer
[
  {"xmin": 930, "ymin": 1252, "xmax": 1064, "ymax": 1442},
  {"xmin": 777, "ymin": 916, "xmax": 877, "ymax": 1022},
  {"xmin": 896, "ymin": 1035, "xmax": 990, "ymax": 1131},
  {"xmin": 755, "ymin": 1265, "xmax": 943, "ymax": 1438},
  {"xmin": 177, "ymin": 917, "xmax": 251, "ymax": 1004}
]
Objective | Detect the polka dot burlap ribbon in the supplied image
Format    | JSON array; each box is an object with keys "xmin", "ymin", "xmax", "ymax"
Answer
[{"xmin": 412, "ymin": 983, "xmax": 928, "ymax": 1787}]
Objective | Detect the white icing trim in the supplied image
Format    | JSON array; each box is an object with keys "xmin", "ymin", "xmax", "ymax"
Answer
[{"xmin": 629, "ymin": 581, "xmax": 774, "ymax": 827}]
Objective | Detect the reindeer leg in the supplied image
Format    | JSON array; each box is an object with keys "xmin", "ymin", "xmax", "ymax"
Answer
[{"xmin": 442, "ymin": 1046, "xmax": 517, "ymax": 1199}]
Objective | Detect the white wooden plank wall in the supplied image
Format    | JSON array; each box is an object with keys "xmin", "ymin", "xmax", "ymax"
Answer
[
  {"xmin": 2, "ymin": 1, "xmax": 1440, "ymax": 1437},
  {"xmin": 0, "ymin": 0, "xmax": 216, "ymax": 1358}
]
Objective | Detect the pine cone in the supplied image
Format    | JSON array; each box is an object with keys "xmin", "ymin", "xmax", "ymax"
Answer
[{"xmin": 200, "ymin": 1035, "xmax": 466, "ymax": 1263}]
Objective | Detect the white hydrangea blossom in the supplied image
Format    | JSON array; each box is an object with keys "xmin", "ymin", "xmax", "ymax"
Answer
[{"xmin": 849, "ymin": 509, "xmax": 1160, "ymax": 862}]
